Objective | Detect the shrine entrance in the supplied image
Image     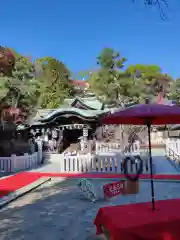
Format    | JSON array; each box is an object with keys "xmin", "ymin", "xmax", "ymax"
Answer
[{"xmin": 30, "ymin": 123, "xmax": 92, "ymax": 154}]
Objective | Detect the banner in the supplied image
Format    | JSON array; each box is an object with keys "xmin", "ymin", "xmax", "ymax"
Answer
[{"xmin": 103, "ymin": 180, "xmax": 125, "ymax": 198}]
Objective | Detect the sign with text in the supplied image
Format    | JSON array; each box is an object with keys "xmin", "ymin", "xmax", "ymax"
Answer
[{"xmin": 103, "ymin": 180, "xmax": 125, "ymax": 198}]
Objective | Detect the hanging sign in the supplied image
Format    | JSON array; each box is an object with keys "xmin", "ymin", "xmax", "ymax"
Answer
[
  {"xmin": 103, "ymin": 180, "xmax": 125, "ymax": 198},
  {"xmin": 83, "ymin": 128, "xmax": 88, "ymax": 137}
]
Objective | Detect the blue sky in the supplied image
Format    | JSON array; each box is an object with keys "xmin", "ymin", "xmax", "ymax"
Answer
[{"xmin": 1, "ymin": 0, "xmax": 180, "ymax": 78}]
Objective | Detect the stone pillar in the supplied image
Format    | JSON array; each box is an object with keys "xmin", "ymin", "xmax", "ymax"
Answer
[
  {"xmin": 83, "ymin": 127, "xmax": 88, "ymax": 141},
  {"xmin": 176, "ymin": 139, "xmax": 180, "ymax": 155},
  {"xmin": 80, "ymin": 138, "xmax": 85, "ymax": 151},
  {"xmin": 44, "ymin": 129, "xmax": 49, "ymax": 142},
  {"xmin": 35, "ymin": 138, "xmax": 43, "ymax": 163},
  {"xmin": 79, "ymin": 127, "xmax": 89, "ymax": 152}
]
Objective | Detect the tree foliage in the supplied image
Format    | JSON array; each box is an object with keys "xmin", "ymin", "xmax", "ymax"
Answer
[
  {"xmin": 126, "ymin": 64, "xmax": 172, "ymax": 102},
  {"xmin": 0, "ymin": 45, "xmax": 176, "ymax": 124},
  {"xmin": 0, "ymin": 51, "xmax": 42, "ymax": 116},
  {"xmin": 169, "ymin": 79, "xmax": 180, "ymax": 104},
  {"xmin": 35, "ymin": 57, "xmax": 75, "ymax": 108},
  {"xmin": 88, "ymin": 48, "xmax": 173, "ymax": 106},
  {"xmin": 0, "ymin": 50, "xmax": 76, "ymax": 119},
  {"xmin": 89, "ymin": 48, "xmax": 130, "ymax": 106}
]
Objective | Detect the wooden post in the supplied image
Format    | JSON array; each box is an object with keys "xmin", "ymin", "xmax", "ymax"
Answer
[
  {"xmin": 123, "ymin": 179, "xmax": 139, "ymax": 195},
  {"xmin": 11, "ymin": 154, "xmax": 17, "ymax": 173}
]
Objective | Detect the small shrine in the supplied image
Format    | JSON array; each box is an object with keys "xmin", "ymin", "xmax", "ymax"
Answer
[
  {"xmin": 17, "ymin": 80, "xmax": 177, "ymax": 154},
  {"xmin": 27, "ymin": 92, "xmax": 110, "ymax": 153}
]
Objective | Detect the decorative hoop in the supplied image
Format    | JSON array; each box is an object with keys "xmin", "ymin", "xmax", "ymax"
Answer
[{"xmin": 123, "ymin": 155, "xmax": 143, "ymax": 181}]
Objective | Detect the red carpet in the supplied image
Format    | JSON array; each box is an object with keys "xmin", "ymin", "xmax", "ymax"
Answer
[
  {"xmin": 1, "ymin": 171, "xmax": 180, "ymax": 198},
  {"xmin": 0, "ymin": 172, "xmax": 41, "ymax": 197},
  {"xmin": 94, "ymin": 199, "xmax": 180, "ymax": 240},
  {"xmin": 29, "ymin": 171, "xmax": 180, "ymax": 181}
]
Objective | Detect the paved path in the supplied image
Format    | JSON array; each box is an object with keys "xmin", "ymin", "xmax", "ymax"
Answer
[
  {"xmin": 153, "ymin": 156, "xmax": 178, "ymax": 174},
  {"xmin": 151, "ymin": 149, "xmax": 179, "ymax": 174},
  {"xmin": 0, "ymin": 150, "xmax": 180, "ymax": 239},
  {"xmin": 1, "ymin": 178, "xmax": 180, "ymax": 240},
  {"xmin": 30, "ymin": 154, "xmax": 63, "ymax": 173}
]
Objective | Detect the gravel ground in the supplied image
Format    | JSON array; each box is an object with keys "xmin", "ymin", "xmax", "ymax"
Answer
[{"xmin": 0, "ymin": 178, "xmax": 180, "ymax": 240}]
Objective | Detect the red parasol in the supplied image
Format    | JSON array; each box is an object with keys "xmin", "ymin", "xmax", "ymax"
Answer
[
  {"xmin": 102, "ymin": 103, "xmax": 180, "ymax": 211},
  {"xmin": 103, "ymin": 104, "xmax": 180, "ymax": 125}
]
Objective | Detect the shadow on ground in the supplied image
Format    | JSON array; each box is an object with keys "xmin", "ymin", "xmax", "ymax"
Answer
[
  {"xmin": 1, "ymin": 177, "xmax": 180, "ymax": 240},
  {"xmin": 0, "ymin": 150, "xmax": 179, "ymax": 240}
]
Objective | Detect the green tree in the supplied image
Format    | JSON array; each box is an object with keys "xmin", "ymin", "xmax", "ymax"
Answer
[
  {"xmin": 0, "ymin": 77, "xmax": 10, "ymax": 103},
  {"xmin": 126, "ymin": 64, "xmax": 172, "ymax": 102},
  {"xmin": 35, "ymin": 57, "xmax": 75, "ymax": 108},
  {"xmin": 169, "ymin": 78, "xmax": 180, "ymax": 104},
  {"xmin": 0, "ymin": 51, "xmax": 41, "ymax": 115},
  {"xmin": 88, "ymin": 48, "xmax": 137, "ymax": 106}
]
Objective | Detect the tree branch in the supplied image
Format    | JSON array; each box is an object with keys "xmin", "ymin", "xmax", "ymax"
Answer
[{"xmin": 132, "ymin": 0, "xmax": 169, "ymax": 19}]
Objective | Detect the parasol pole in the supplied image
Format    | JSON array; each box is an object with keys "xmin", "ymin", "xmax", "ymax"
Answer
[{"xmin": 147, "ymin": 123, "xmax": 155, "ymax": 211}]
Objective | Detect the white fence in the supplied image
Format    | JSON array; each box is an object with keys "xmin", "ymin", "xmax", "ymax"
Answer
[
  {"xmin": 61, "ymin": 140, "xmax": 149, "ymax": 173},
  {"xmin": 95, "ymin": 142, "xmax": 121, "ymax": 153},
  {"xmin": 95, "ymin": 141, "xmax": 140, "ymax": 155},
  {"xmin": 0, "ymin": 141, "xmax": 43, "ymax": 173},
  {"xmin": 61, "ymin": 153, "xmax": 149, "ymax": 173},
  {"xmin": 151, "ymin": 132, "xmax": 164, "ymax": 144},
  {"xmin": 165, "ymin": 138, "xmax": 180, "ymax": 165},
  {"xmin": 166, "ymin": 138, "xmax": 180, "ymax": 156}
]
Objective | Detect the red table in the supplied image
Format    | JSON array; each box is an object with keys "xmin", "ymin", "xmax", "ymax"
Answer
[{"xmin": 94, "ymin": 199, "xmax": 180, "ymax": 240}]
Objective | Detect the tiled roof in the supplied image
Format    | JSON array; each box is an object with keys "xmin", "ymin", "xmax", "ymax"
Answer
[
  {"xmin": 64, "ymin": 97, "xmax": 103, "ymax": 110},
  {"xmin": 34, "ymin": 109, "xmax": 55, "ymax": 120},
  {"xmin": 71, "ymin": 80, "xmax": 89, "ymax": 88},
  {"xmin": 38, "ymin": 107, "xmax": 109, "ymax": 122}
]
